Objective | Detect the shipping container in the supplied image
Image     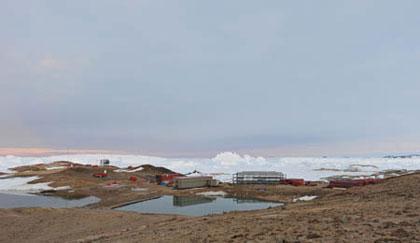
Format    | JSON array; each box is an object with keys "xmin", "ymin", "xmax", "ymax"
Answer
[
  {"xmin": 280, "ymin": 178, "xmax": 305, "ymax": 186},
  {"xmin": 328, "ymin": 178, "xmax": 383, "ymax": 188},
  {"xmin": 174, "ymin": 176, "xmax": 213, "ymax": 189}
]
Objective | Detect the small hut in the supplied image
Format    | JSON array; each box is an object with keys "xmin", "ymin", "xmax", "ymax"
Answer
[{"xmin": 99, "ymin": 159, "xmax": 110, "ymax": 167}]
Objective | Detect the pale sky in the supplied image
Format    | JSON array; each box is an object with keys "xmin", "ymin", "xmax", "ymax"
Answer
[{"xmin": 1, "ymin": 1, "xmax": 420, "ymax": 156}]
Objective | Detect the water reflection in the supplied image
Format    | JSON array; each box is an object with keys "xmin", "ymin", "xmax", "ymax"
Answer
[
  {"xmin": 173, "ymin": 196, "xmax": 215, "ymax": 207},
  {"xmin": 117, "ymin": 195, "xmax": 282, "ymax": 216}
]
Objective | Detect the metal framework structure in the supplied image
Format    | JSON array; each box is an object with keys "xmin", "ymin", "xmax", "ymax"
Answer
[{"xmin": 233, "ymin": 171, "xmax": 286, "ymax": 184}]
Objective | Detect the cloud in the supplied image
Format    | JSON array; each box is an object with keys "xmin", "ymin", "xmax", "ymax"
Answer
[
  {"xmin": 1, "ymin": 1, "xmax": 420, "ymax": 155},
  {"xmin": 37, "ymin": 55, "xmax": 67, "ymax": 71},
  {"xmin": 34, "ymin": 55, "xmax": 92, "ymax": 77},
  {"xmin": 27, "ymin": 54, "xmax": 93, "ymax": 96},
  {"xmin": 0, "ymin": 147, "xmax": 118, "ymax": 156}
]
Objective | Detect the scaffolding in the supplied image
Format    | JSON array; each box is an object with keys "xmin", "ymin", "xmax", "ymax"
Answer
[{"xmin": 233, "ymin": 171, "xmax": 286, "ymax": 184}]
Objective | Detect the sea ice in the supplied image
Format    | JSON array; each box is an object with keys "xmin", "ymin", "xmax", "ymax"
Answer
[{"xmin": 1, "ymin": 152, "xmax": 420, "ymax": 183}]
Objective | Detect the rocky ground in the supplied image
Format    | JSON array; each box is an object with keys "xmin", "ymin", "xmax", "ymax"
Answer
[
  {"xmin": 7, "ymin": 163, "xmax": 331, "ymax": 208},
  {"xmin": 10, "ymin": 163, "xmax": 180, "ymax": 208},
  {"xmin": 1, "ymin": 166, "xmax": 420, "ymax": 242}
]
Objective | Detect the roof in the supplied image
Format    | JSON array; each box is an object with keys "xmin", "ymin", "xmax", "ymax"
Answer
[
  {"xmin": 175, "ymin": 176, "xmax": 213, "ymax": 180},
  {"xmin": 236, "ymin": 171, "xmax": 285, "ymax": 176}
]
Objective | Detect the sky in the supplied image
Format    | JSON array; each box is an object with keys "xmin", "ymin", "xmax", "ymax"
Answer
[{"xmin": 1, "ymin": 0, "xmax": 420, "ymax": 157}]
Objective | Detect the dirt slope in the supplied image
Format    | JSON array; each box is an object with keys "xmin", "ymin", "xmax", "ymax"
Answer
[{"xmin": 1, "ymin": 173, "xmax": 420, "ymax": 242}]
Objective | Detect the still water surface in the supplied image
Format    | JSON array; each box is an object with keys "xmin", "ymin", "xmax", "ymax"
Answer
[
  {"xmin": 0, "ymin": 192, "xmax": 100, "ymax": 208},
  {"xmin": 116, "ymin": 195, "xmax": 282, "ymax": 216}
]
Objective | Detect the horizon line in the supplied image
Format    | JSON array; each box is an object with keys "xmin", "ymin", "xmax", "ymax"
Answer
[{"xmin": 0, "ymin": 147, "xmax": 418, "ymax": 158}]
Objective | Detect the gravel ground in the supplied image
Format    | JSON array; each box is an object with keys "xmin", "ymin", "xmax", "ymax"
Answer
[{"xmin": 1, "ymin": 173, "xmax": 420, "ymax": 242}]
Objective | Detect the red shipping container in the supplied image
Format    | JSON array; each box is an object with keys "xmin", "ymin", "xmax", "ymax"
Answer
[
  {"xmin": 156, "ymin": 173, "xmax": 182, "ymax": 184},
  {"xmin": 93, "ymin": 173, "xmax": 107, "ymax": 178},
  {"xmin": 280, "ymin": 179, "xmax": 305, "ymax": 186},
  {"xmin": 328, "ymin": 178, "xmax": 383, "ymax": 188},
  {"xmin": 287, "ymin": 179, "xmax": 305, "ymax": 186}
]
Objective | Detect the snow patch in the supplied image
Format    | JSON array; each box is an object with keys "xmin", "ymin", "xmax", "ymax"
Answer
[
  {"xmin": 46, "ymin": 166, "xmax": 67, "ymax": 171},
  {"xmin": 196, "ymin": 191, "xmax": 227, "ymax": 197},
  {"xmin": 293, "ymin": 195, "xmax": 318, "ymax": 202},
  {"xmin": 0, "ymin": 176, "xmax": 53, "ymax": 193},
  {"xmin": 185, "ymin": 170, "xmax": 206, "ymax": 177},
  {"xmin": 114, "ymin": 167, "xmax": 144, "ymax": 173},
  {"xmin": 54, "ymin": 186, "xmax": 72, "ymax": 191}
]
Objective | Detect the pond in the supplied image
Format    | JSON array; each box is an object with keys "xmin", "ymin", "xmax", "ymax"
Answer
[
  {"xmin": 116, "ymin": 195, "xmax": 282, "ymax": 216},
  {"xmin": 0, "ymin": 192, "xmax": 100, "ymax": 208}
]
